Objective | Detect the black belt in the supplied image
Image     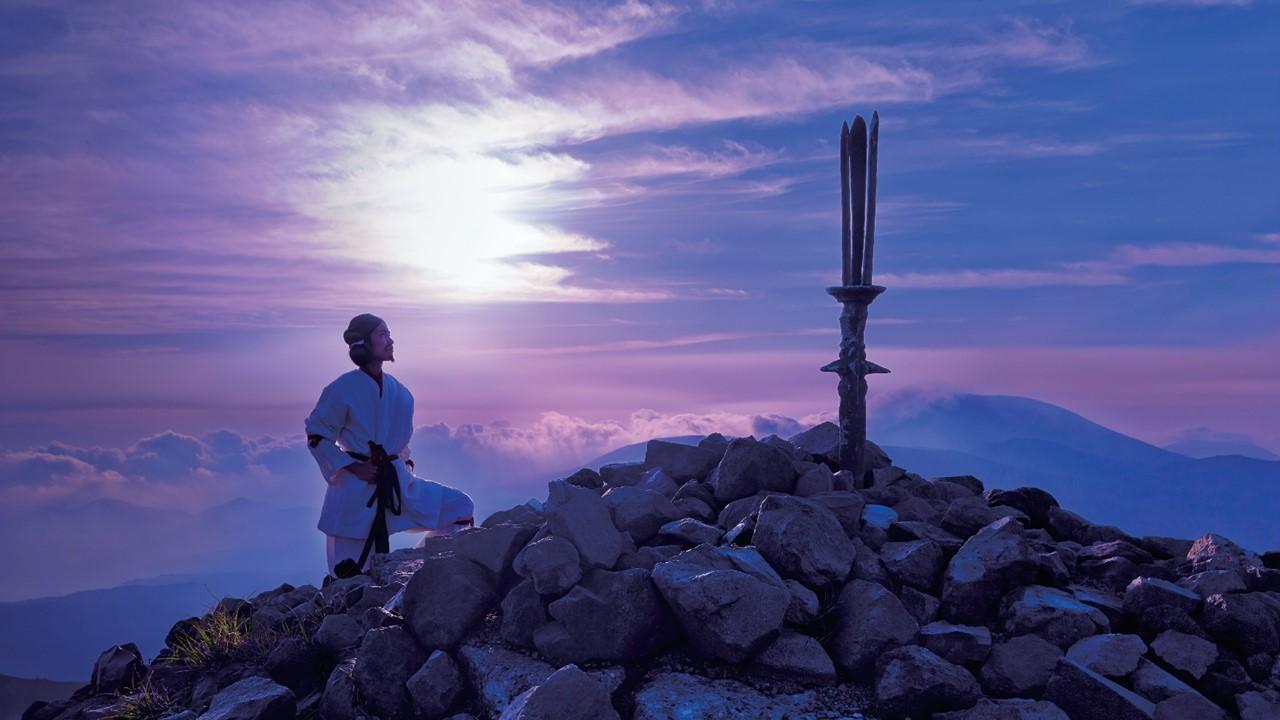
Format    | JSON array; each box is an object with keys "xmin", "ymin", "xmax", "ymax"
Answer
[{"xmin": 333, "ymin": 441, "xmax": 402, "ymax": 579}]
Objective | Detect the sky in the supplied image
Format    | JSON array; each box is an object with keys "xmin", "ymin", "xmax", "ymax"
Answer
[{"xmin": 1, "ymin": 0, "xmax": 1278, "ymax": 525}]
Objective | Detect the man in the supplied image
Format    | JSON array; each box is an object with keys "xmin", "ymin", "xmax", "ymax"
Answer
[{"xmin": 305, "ymin": 313, "xmax": 475, "ymax": 578}]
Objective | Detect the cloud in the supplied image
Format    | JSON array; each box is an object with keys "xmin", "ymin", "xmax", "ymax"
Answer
[{"xmin": 881, "ymin": 236, "xmax": 1280, "ymax": 289}]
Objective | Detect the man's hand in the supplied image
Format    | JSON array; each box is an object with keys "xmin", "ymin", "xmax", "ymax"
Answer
[{"xmin": 345, "ymin": 460, "xmax": 377, "ymax": 483}]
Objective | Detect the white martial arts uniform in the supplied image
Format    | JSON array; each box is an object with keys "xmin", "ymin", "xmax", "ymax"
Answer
[{"xmin": 305, "ymin": 368, "xmax": 475, "ymax": 574}]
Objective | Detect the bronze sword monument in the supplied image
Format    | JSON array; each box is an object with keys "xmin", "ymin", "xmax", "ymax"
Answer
[{"xmin": 822, "ymin": 112, "xmax": 889, "ymax": 486}]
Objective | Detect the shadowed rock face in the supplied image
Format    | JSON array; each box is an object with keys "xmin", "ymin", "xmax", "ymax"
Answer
[{"xmin": 36, "ymin": 433, "xmax": 1276, "ymax": 720}]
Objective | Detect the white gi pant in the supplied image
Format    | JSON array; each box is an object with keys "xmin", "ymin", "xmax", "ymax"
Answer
[{"xmin": 324, "ymin": 483, "xmax": 476, "ymax": 575}]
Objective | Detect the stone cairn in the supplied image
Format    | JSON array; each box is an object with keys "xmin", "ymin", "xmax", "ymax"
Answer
[{"xmin": 25, "ymin": 429, "xmax": 1280, "ymax": 719}]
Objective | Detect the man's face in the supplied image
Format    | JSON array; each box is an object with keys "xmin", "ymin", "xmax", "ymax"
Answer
[{"xmin": 371, "ymin": 322, "xmax": 394, "ymax": 362}]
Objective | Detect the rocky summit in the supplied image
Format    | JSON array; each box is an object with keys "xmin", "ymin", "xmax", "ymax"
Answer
[{"xmin": 24, "ymin": 426, "xmax": 1280, "ymax": 720}]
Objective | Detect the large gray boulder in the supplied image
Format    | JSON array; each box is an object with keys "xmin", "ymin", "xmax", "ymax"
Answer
[
  {"xmin": 535, "ymin": 567, "xmax": 678, "ymax": 664},
  {"xmin": 353, "ymin": 625, "xmax": 426, "ymax": 720},
  {"xmin": 456, "ymin": 643, "xmax": 623, "ymax": 719},
  {"xmin": 882, "ymin": 539, "xmax": 944, "ymax": 592},
  {"xmin": 500, "ymin": 579, "xmax": 549, "ymax": 649},
  {"xmin": 445, "ymin": 524, "xmax": 539, "ymax": 580},
  {"xmin": 1123, "ymin": 576, "xmax": 1200, "ymax": 617},
  {"xmin": 1185, "ymin": 533, "xmax": 1263, "ymax": 577},
  {"xmin": 1043, "ymin": 657, "xmax": 1156, "ymax": 720},
  {"xmin": 402, "ymin": 554, "xmax": 498, "ymax": 650},
  {"xmin": 751, "ymin": 495, "xmax": 855, "ymax": 588},
  {"xmin": 934, "ymin": 698, "xmax": 1070, "ymax": 720},
  {"xmin": 91, "ymin": 643, "xmax": 145, "ymax": 694},
  {"xmin": 919, "ymin": 622, "xmax": 993, "ymax": 665},
  {"xmin": 512, "ymin": 536, "xmax": 582, "ymax": 596},
  {"xmin": 1150, "ymin": 630, "xmax": 1218, "ymax": 680},
  {"xmin": 644, "ymin": 440, "xmax": 718, "ymax": 481},
  {"xmin": 197, "ymin": 676, "xmax": 296, "ymax": 720},
  {"xmin": 314, "ymin": 614, "xmax": 362, "ymax": 654},
  {"xmin": 602, "ymin": 486, "xmax": 682, "ymax": 544},
  {"xmin": 317, "ymin": 660, "xmax": 356, "ymax": 720},
  {"xmin": 748, "ymin": 630, "xmax": 837, "ymax": 685},
  {"xmin": 407, "ymin": 650, "xmax": 463, "ymax": 719},
  {"xmin": 497, "ymin": 664, "xmax": 619, "ymax": 720},
  {"xmin": 650, "ymin": 544, "xmax": 789, "ymax": 663},
  {"xmin": 829, "ymin": 579, "xmax": 920, "ymax": 678},
  {"xmin": 1199, "ymin": 591, "xmax": 1280, "ymax": 656},
  {"xmin": 875, "ymin": 645, "xmax": 981, "ymax": 719},
  {"xmin": 1001, "ymin": 585, "xmax": 1111, "ymax": 649},
  {"xmin": 941, "ymin": 517, "xmax": 1040, "ymax": 623},
  {"xmin": 1066, "ymin": 634, "xmax": 1148, "ymax": 677},
  {"xmin": 711, "ymin": 437, "xmax": 797, "ymax": 503},
  {"xmin": 979, "ymin": 634, "xmax": 1062, "ymax": 698},
  {"xmin": 545, "ymin": 479, "xmax": 624, "ymax": 568}
]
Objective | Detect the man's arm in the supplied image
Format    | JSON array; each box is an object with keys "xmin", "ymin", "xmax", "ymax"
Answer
[{"xmin": 304, "ymin": 383, "xmax": 356, "ymax": 484}]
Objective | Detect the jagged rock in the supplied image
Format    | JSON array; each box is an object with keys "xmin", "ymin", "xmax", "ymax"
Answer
[
  {"xmin": 920, "ymin": 622, "xmax": 993, "ymax": 665},
  {"xmin": 829, "ymin": 578, "xmax": 920, "ymax": 678},
  {"xmin": 1123, "ymin": 576, "xmax": 1200, "ymax": 617},
  {"xmin": 545, "ymin": 480, "xmax": 625, "ymax": 568},
  {"xmin": 716, "ymin": 492, "xmax": 772, "ymax": 530},
  {"xmin": 650, "ymin": 544, "xmax": 789, "ymax": 662},
  {"xmin": 698, "ymin": 432, "xmax": 731, "ymax": 459},
  {"xmin": 1185, "ymin": 533, "xmax": 1263, "ymax": 576},
  {"xmin": 674, "ymin": 478, "xmax": 717, "ymax": 505},
  {"xmin": 354, "ymin": 625, "xmax": 426, "ymax": 720},
  {"xmin": 315, "ymin": 614, "xmax": 362, "ymax": 654},
  {"xmin": 1150, "ymin": 630, "xmax": 1217, "ymax": 680},
  {"xmin": 809, "ymin": 491, "xmax": 866, "ymax": 536},
  {"xmin": 1200, "ymin": 591, "xmax": 1280, "ymax": 656},
  {"xmin": 499, "ymin": 580, "xmax": 548, "ymax": 649},
  {"xmin": 536, "ymin": 567, "xmax": 678, "ymax": 664},
  {"xmin": 600, "ymin": 461, "xmax": 646, "ymax": 487},
  {"xmin": 894, "ymin": 495, "xmax": 948, "ymax": 525},
  {"xmin": 862, "ymin": 503, "xmax": 898, "ymax": 531},
  {"xmin": 942, "ymin": 517, "xmax": 1040, "ymax": 623},
  {"xmin": 980, "ymin": 634, "xmax": 1062, "ymax": 697},
  {"xmin": 787, "ymin": 422, "xmax": 840, "ymax": 463},
  {"xmin": 901, "ymin": 586, "xmax": 942, "ymax": 625},
  {"xmin": 850, "ymin": 537, "xmax": 893, "ymax": 586},
  {"xmin": 1178, "ymin": 570, "xmax": 1247, "ymax": 598},
  {"xmin": 943, "ymin": 496, "xmax": 1024, "ymax": 539},
  {"xmin": 402, "ymin": 554, "xmax": 498, "ymax": 650},
  {"xmin": 456, "ymin": 643, "xmax": 622, "ymax": 718},
  {"xmin": 407, "ymin": 650, "xmax": 462, "ymax": 720},
  {"xmin": 890, "ymin": 520, "xmax": 965, "ymax": 555},
  {"xmin": 563, "ymin": 467, "xmax": 603, "ymax": 489},
  {"xmin": 631, "ymin": 671, "xmax": 822, "ymax": 720},
  {"xmin": 882, "ymin": 539, "xmax": 944, "ymax": 592},
  {"xmin": 1065, "ymin": 633, "xmax": 1147, "ymax": 677},
  {"xmin": 645, "ymin": 440, "xmax": 718, "ymax": 481},
  {"xmin": 498, "ymin": 664, "xmax": 619, "ymax": 720},
  {"xmin": 616, "ymin": 544, "xmax": 682, "ymax": 571},
  {"xmin": 446, "ymin": 524, "xmax": 538, "ymax": 581},
  {"xmin": 672, "ymin": 496, "xmax": 715, "ymax": 523},
  {"xmin": 875, "ymin": 645, "xmax": 981, "ymax": 719},
  {"xmin": 1077, "ymin": 555, "xmax": 1142, "ymax": 593},
  {"xmin": 318, "ymin": 660, "xmax": 356, "ymax": 720},
  {"xmin": 91, "ymin": 643, "xmax": 145, "ymax": 694},
  {"xmin": 656, "ymin": 517, "xmax": 722, "ymax": 546},
  {"xmin": 1001, "ymin": 585, "xmax": 1111, "ymax": 649},
  {"xmin": 784, "ymin": 579, "xmax": 820, "ymax": 624},
  {"xmin": 1130, "ymin": 658, "xmax": 1201, "ymax": 703},
  {"xmin": 1044, "ymin": 657, "xmax": 1155, "ymax": 720},
  {"xmin": 638, "ymin": 467, "xmax": 680, "ymax": 497},
  {"xmin": 1037, "ymin": 551, "xmax": 1071, "ymax": 587},
  {"xmin": 513, "ymin": 536, "xmax": 582, "ymax": 596},
  {"xmin": 264, "ymin": 637, "xmax": 320, "ymax": 695},
  {"xmin": 198, "ymin": 676, "xmax": 296, "ymax": 720},
  {"xmin": 483, "ymin": 503, "xmax": 545, "ymax": 528},
  {"xmin": 712, "ymin": 437, "xmax": 797, "ymax": 503},
  {"xmin": 751, "ymin": 494, "xmax": 855, "ymax": 588},
  {"xmin": 985, "ymin": 487, "xmax": 1059, "ymax": 528},
  {"xmin": 934, "ymin": 698, "xmax": 1070, "ymax": 719},
  {"xmin": 1069, "ymin": 584, "xmax": 1125, "ymax": 627},
  {"xmin": 793, "ymin": 462, "xmax": 834, "ymax": 496},
  {"xmin": 749, "ymin": 630, "xmax": 838, "ymax": 685},
  {"xmin": 1237, "ymin": 689, "xmax": 1280, "ymax": 720},
  {"xmin": 1152, "ymin": 693, "xmax": 1229, "ymax": 720},
  {"xmin": 1201, "ymin": 656, "xmax": 1253, "ymax": 707},
  {"xmin": 603, "ymin": 486, "xmax": 682, "ymax": 543}
]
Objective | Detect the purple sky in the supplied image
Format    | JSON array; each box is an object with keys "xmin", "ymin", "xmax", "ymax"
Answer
[{"xmin": 2, "ymin": 1, "xmax": 1278, "ymax": 512}]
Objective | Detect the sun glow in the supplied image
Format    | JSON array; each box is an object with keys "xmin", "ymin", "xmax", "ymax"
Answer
[{"xmin": 309, "ymin": 110, "xmax": 627, "ymax": 302}]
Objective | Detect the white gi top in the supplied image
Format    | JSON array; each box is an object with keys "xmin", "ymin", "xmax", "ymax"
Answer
[{"xmin": 305, "ymin": 368, "xmax": 473, "ymax": 539}]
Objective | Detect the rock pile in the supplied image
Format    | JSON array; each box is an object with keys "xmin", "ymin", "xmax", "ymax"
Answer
[{"xmin": 24, "ymin": 424, "xmax": 1280, "ymax": 719}]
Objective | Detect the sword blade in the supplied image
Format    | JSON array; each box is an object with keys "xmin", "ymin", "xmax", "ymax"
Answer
[
  {"xmin": 840, "ymin": 122, "xmax": 851, "ymax": 286},
  {"xmin": 849, "ymin": 116, "xmax": 868, "ymax": 286},
  {"xmin": 864, "ymin": 111, "xmax": 879, "ymax": 285}
]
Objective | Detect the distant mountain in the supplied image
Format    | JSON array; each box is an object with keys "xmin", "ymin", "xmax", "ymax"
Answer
[
  {"xmin": 1161, "ymin": 426, "xmax": 1280, "ymax": 461},
  {"xmin": 0, "ymin": 674, "xmax": 80, "ymax": 720},
  {"xmin": 0, "ymin": 570, "xmax": 314, "ymax": 682}
]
